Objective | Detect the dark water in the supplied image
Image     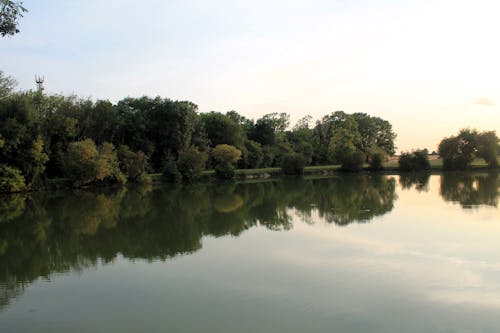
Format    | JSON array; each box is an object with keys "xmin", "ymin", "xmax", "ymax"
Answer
[{"xmin": 0, "ymin": 172, "xmax": 499, "ymax": 332}]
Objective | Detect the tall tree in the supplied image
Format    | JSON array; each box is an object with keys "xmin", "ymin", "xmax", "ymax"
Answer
[
  {"xmin": 0, "ymin": 0, "xmax": 27, "ymax": 37},
  {"xmin": 352, "ymin": 113, "xmax": 396, "ymax": 158},
  {"xmin": 200, "ymin": 111, "xmax": 243, "ymax": 148},
  {"xmin": 0, "ymin": 70, "xmax": 16, "ymax": 98}
]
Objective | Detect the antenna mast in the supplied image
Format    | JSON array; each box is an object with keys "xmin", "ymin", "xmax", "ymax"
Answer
[{"xmin": 35, "ymin": 75, "xmax": 45, "ymax": 94}]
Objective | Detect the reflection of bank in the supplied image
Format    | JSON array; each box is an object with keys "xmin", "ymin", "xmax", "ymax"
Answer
[
  {"xmin": 0, "ymin": 176, "xmax": 399, "ymax": 310},
  {"xmin": 311, "ymin": 175, "xmax": 397, "ymax": 226},
  {"xmin": 399, "ymin": 172, "xmax": 431, "ymax": 192},
  {"xmin": 440, "ymin": 171, "xmax": 500, "ymax": 208}
]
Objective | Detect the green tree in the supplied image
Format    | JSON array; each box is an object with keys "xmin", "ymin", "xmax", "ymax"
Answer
[
  {"xmin": 477, "ymin": 131, "xmax": 499, "ymax": 168},
  {"xmin": 200, "ymin": 111, "xmax": 243, "ymax": 148},
  {"xmin": 352, "ymin": 113, "xmax": 396, "ymax": 159},
  {"xmin": 249, "ymin": 118, "xmax": 276, "ymax": 146},
  {"xmin": 95, "ymin": 142, "xmax": 125, "ymax": 184},
  {"xmin": 369, "ymin": 152, "xmax": 384, "ymax": 170},
  {"xmin": 64, "ymin": 139, "xmax": 100, "ymax": 186},
  {"xmin": 314, "ymin": 111, "xmax": 360, "ymax": 164},
  {"xmin": 398, "ymin": 149, "xmax": 430, "ymax": 171},
  {"xmin": 162, "ymin": 155, "xmax": 182, "ymax": 183},
  {"xmin": 281, "ymin": 153, "xmax": 306, "ymax": 175},
  {"xmin": 117, "ymin": 145, "xmax": 151, "ymax": 183},
  {"xmin": 244, "ymin": 140, "xmax": 263, "ymax": 169},
  {"xmin": 288, "ymin": 117, "xmax": 314, "ymax": 165},
  {"xmin": 438, "ymin": 129, "xmax": 479, "ymax": 170},
  {"xmin": 116, "ymin": 97, "xmax": 201, "ymax": 171},
  {"xmin": 0, "ymin": 164, "xmax": 25, "ymax": 193},
  {"xmin": 211, "ymin": 144, "xmax": 242, "ymax": 165},
  {"xmin": 0, "ymin": 92, "xmax": 49, "ymax": 187},
  {"xmin": 0, "ymin": 70, "xmax": 16, "ymax": 98},
  {"xmin": 0, "ymin": 0, "xmax": 27, "ymax": 37},
  {"xmin": 211, "ymin": 144, "xmax": 242, "ymax": 180},
  {"xmin": 177, "ymin": 146, "xmax": 208, "ymax": 182},
  {"xmin": 64, "ymin": 139, "xmax": 125, "ymax": 187},
  {"xmin": 79, "ymin": 100, "xmax": 121, "ymax": 145},
  {"xmin": 340, "ymin": 151, "xmax": 364, "ymax": 172}
]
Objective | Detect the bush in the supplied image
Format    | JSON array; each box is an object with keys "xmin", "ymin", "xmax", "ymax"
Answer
[
  {"xmin": 177, "ymin": 146, "xmax": 208, "ymax": 182},
  {"xmin": 244, "ymin": 140, "xmax": 263, "ymax": 169},
  {"xmin": 281, "ymin": 153, "xmax": 306, "ymax": 175},
  {"xmin": 64, "ymin": 139, "xmax": 125, "ymax": 187},
  {"xmin": 398, "ymin": 149, "xmax": 430, "ymax": 171},
  {"xmin": 211, "ymin": 144, "xmax": 241, "ymax": 180},
  {"xmin": 214, "ymin": 163, "xmax": 235, "ymax": 179},
  {"xmin": 162, "ymin": 156, "xmax": 182, "ymax": 183},
  {"xmin": 262, "ymin": 145, "xmax": 276, "ymax": 167},
  {"xmin": 211, "ymin": 144, "xmax": 241, "ymax": 165},
  {"xmin": 369, "ymin": 152, "xmax": 384, "ymax": 170},
  {"xmin": 118, "ymin": 145, "xmax": 151, "ymax": 183},
  {"xmin": 340, "ymin": 151, "xmax": 364, "ymax": 172},
  {"xmin": 0, "ymin": 164, "xmax": 26, "ymax": 193}
]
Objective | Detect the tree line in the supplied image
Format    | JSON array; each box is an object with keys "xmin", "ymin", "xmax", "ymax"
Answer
[
  {"xmin": 1, "ymin": 69, "xmax": 499, "ymax": 192},
  {"xmin": 0, "ymin": 73, "xmax": 397, "ymax": 191}
]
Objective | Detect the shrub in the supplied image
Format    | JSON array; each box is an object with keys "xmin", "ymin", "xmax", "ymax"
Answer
[
  {"xmin": 0, "ymin": 164, "xmax": 26, "ymax": 193},
  {"xmin": 97, "ymin": 142, "xmax": 126, "ymax": 184},
  {"xmin": 214, "ymin": 162, "xmax": 235, "ymax": 179},
  {"xmin": 64, "ymin": 139, "xmax": 125, "ymax": 187},
  {"xmin": 281, "ymin": 153, "xmax": 306, "ymax": 175},
  {"xmin": 211, "ymin": 144, "xmax": 241, "ymax": 165},
  {"xmin": 340, "ymin": 151, "xmax": 364, "ymax": 172},
  {"xmin": 162, "ymin": 156, "xmax": 182, "ymax": 183},
  {"xmin": 211, "ymin": 144, "xmax": 241, "ymax": 180},
  {"xmin": 177, "ymin": 146, "xmax": 208, "ymax": 182},
  {"xmin": 118, "ymin": 145, "xmax": 151, "ymax": 183},
  {"xmin": 262, "ymin": 145, "xmax": 276, "ymax": 167},
  {"xmin": 369, "ymin": 152, "xmax": 384, "ymax": 170},
  {"xmin": 244, "ymin": 140, "xmax": 263, "ymax": 169},
  {"xmin": 398, "ymin": 149, "xmax": 430, "ymax": 171}
]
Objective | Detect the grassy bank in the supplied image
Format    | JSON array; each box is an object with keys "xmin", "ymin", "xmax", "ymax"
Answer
[
  {"xmin": 206, "ymin": 157, "xmax": 499, "ymax": 179},
  {"xmin": 15, "ymin": 158, "xmax": 500, "ymax": 192}
]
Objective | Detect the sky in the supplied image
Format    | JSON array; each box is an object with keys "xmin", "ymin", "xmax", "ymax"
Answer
[{"xmin": 1, "ymin": 0, "xmax": 499, "ymax": 152}]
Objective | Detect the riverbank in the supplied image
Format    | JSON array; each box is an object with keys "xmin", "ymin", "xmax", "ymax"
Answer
[
  {"xmin": 148, "ymin": 158, "xmax": 498, "ymax": 182},
  {"xmin": 4, "ymin": 158, "xmax": 498, "ymax": 193}
]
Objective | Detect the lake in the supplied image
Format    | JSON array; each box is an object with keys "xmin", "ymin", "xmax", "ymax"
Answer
[{"xmin": 1, "ymin": 172, "xmax": 499, "ymax": 332}]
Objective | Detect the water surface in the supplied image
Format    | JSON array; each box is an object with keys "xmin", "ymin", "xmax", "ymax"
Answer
[{"xmin": 1, "ymin": 172, "xmax": 499, "ymax": 332}]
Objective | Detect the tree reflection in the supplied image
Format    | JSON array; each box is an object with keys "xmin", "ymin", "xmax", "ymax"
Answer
[
  {"xmin": 0, "ymin": 175, "xmax": 397, "ymax": 309},
  {"xmin": 399, "ymin": 172, "xmax": 430, "ymax": 192},
  {"xmin": 311, "ymin": 175, "xmax": 397, "ymax": 225},
  {"xmin": 440, "ymin": 172, "xmax": 500, "ymax": 208}
]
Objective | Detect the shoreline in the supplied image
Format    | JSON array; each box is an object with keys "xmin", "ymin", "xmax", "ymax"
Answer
[{"xmin": 2, "ymin": 161, "xmax": 499, "ymax": 195}]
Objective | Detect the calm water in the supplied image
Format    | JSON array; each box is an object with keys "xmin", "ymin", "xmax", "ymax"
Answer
[{"xmin": 1, "ymin": 172, "xmax": 499, "ymax": 332}]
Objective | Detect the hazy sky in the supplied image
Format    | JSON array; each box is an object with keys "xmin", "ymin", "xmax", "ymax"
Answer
[{"xmin": 2, "ymin": 0, "xmax": 499, "ymax": 152}]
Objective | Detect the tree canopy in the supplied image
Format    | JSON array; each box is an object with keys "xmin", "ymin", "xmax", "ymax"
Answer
[
  {"xmin": 0, "ymin": 0, "xmax": 27, "ymax": 37},
  {"xmin": 438, "ymin": 129, "xmax": 499, "ymax": 170}
]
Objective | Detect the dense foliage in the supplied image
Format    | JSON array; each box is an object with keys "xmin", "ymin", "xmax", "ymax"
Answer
[
  {"xmin": 438, "ymin": 129, "xmax": 499, "ymax": 170},
  {"xmin": 0, "ymin": 0, "xmax": 27, "ymax": 37},
  {"xmin": 281, "ymin": 153, "xmax": 306, "ymax": 175},
  {"xmin": 0, "ymin": 75, "xmax": 399, "ymax": 191},
  {"xmin": 369, "ymin": 152, "xmax": 385, "ymax": 171},
  {"xmin": 211, "ymin": 144, "xmax": 242, "ymax": 180},
  {"xmin": 398, "ymin": 149, "xmax": 431, "ymax": 171}
]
